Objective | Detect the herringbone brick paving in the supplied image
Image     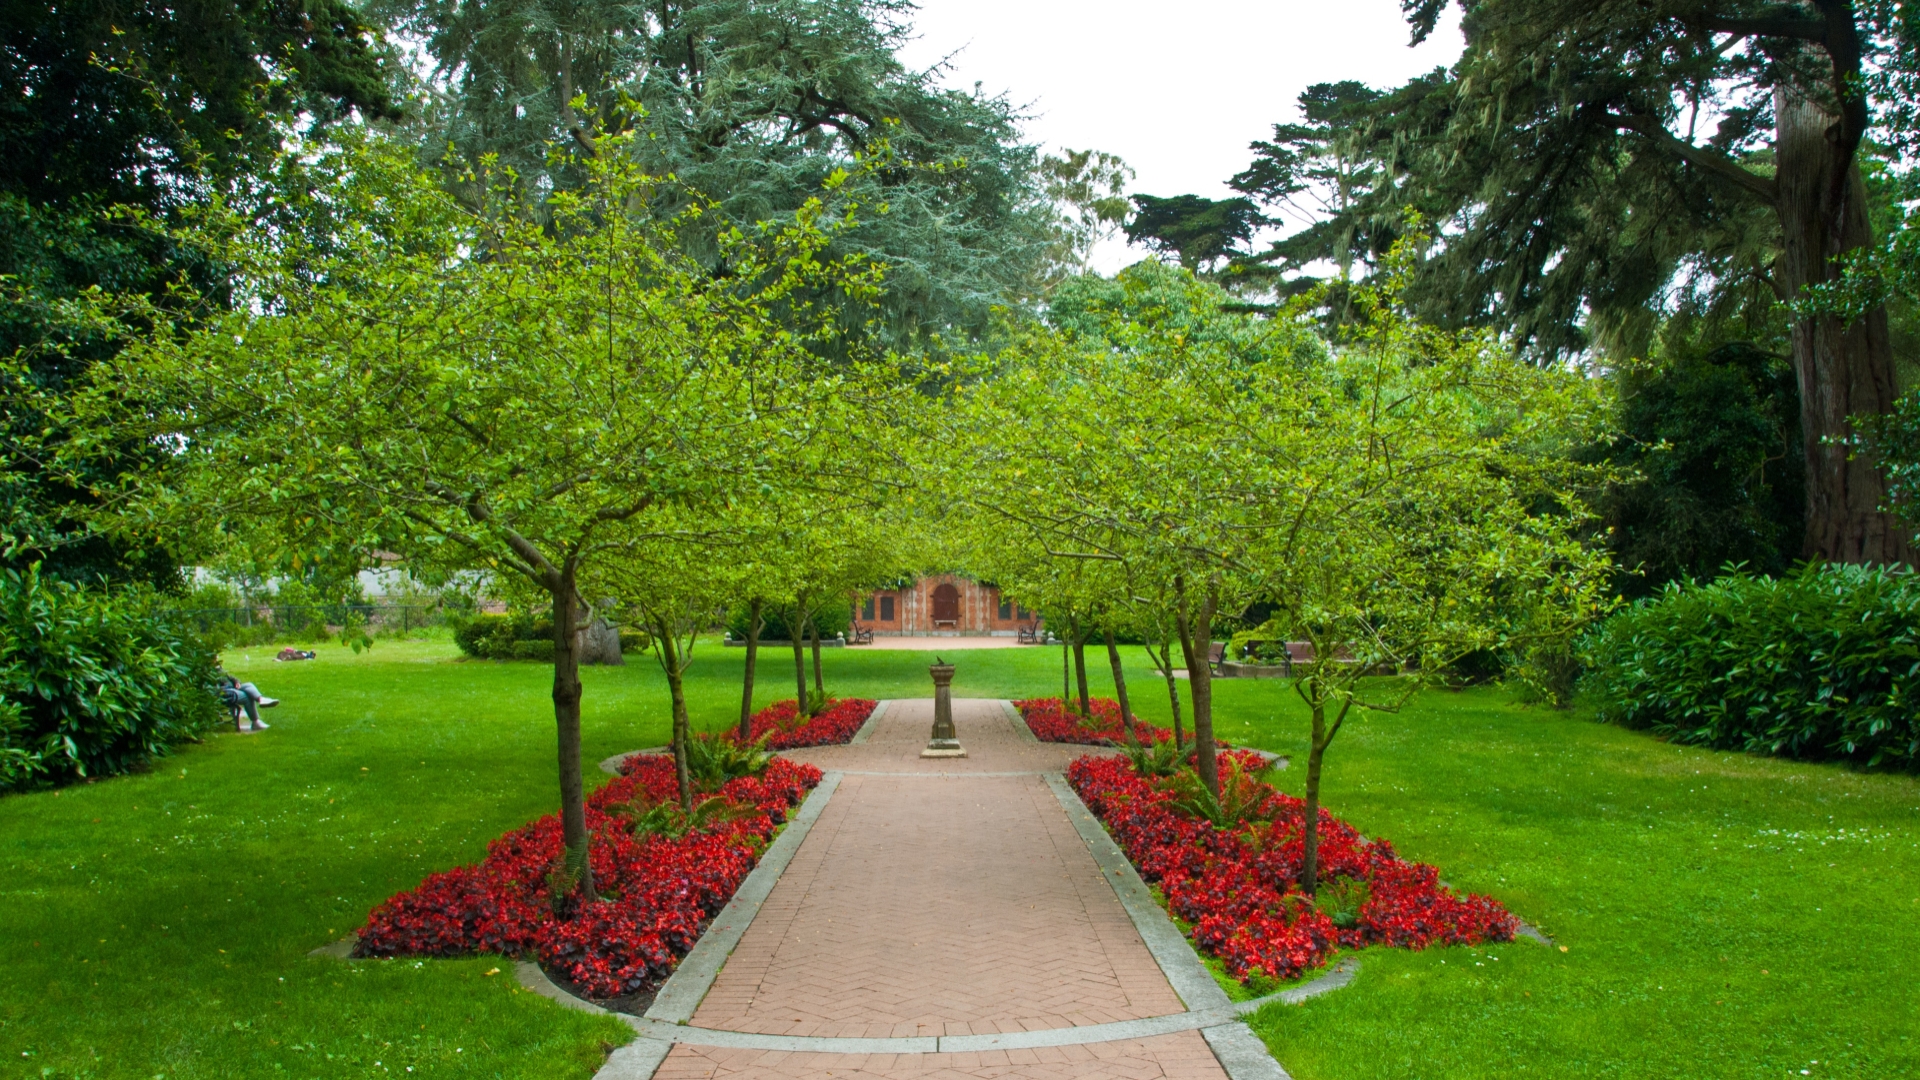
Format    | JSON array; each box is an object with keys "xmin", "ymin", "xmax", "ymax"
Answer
[{"xmin": 666, "ymin": 699, "xmax": 1231, "ymax": 1079}]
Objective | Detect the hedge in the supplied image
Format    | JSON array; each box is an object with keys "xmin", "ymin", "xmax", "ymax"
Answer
[
  {"xmin": 0, "ymin": 566, "xmax": 223, "ymax": 790},
  {"xmin": 1581, "ymin": 563, "xmax": 1920, "ymax": 768}
]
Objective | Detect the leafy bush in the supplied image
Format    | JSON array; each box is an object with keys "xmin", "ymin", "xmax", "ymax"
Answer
[
  {"xmin": 1581, "ymin": 563, "xmax": 1920, "ymax": 768},
  {"xmin": 0, "ymin": 566, "xmax": 223, "ymax": 789},
  {"xmin": 509, "ymin": 639, "xmax": 555, "ymax": 662},
  {"xmin": 725, "ymin": 601, "xmax": 851, "ymax": 642},
  {"xmin": 618, "ymin": 628, "xmax": 651, "ymax": 653},
  {"xmin": 452, "ymin": 612, "xmax": 555, "ymax": 660}
]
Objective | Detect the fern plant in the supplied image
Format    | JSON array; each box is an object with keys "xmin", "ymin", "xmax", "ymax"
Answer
[
  {"xmin": 684, "ymin": 730, "xmax": 774, "ymax": 789},
  {"xmin": 1159, "ymin": 758, "xmax": 1275, "ymax": 828}
]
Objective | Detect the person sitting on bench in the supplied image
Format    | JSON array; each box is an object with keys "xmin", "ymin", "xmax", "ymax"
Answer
[{"xmin": 216, "ymin": 671, "xmax": 279, "ymax": 731}]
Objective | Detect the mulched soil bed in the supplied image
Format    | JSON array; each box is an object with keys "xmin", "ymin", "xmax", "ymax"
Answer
[
  {"xmin": 1069, "ymin": 751, "xmax": 1517, "ymax": 983},
  {"xmin": 353, "ymin": 754, "xmax": 822, "ymax": 1001}
]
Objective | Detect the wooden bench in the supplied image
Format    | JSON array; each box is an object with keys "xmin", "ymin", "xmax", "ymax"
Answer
[
  {"xmin": 1017, "ymin": 619, "xmax": 1044, "ymax": 644},
  {"xmin": 847, "ymin": 621, "xmax": 875, "ymax": 645}
]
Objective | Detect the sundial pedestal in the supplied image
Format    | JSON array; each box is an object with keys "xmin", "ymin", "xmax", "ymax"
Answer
[{"xmin": 921, "ymin": 660, "xmax": 965, "ymax": 758}]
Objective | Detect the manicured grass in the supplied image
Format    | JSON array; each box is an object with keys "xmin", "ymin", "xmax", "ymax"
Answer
[
  {"xmin": 1200, "ymin": 679, "xmax": 1920, "ymax": 1080},
  {"xmin": 0, "ymin": 637, "xmax": 1083, "ymax": 1080},
  {"xmin": 0, "ymin": 637, "xmax": 1914, "ymax": 1078}
]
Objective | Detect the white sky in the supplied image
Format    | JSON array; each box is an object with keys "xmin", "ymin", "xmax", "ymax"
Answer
[{"xmin": 895, "ymin": 1, "xmax": 1465, "ymax": 273}]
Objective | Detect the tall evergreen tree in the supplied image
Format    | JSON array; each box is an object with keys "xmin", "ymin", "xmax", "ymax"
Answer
[
  {"xmin": 0, "ymin": 0, "xmax": 396, "ymax": 583},
  {"xmin": 1323, "ymin": 0, "xmax": 1914, "ymax": 565},
  {"xmin": 378, "ymin": 0, "xmax": 1058, "ymax": 345}
]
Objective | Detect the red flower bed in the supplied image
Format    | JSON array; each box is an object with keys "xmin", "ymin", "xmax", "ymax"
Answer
[
  {"xmin": 1068, "ymin": 753, "xmax": 1517, "ymax": 982},
  {"xmin": 353, "ymin": 755, "xmax": 822, "ymax": 999},
  {"xmin": 735, "ymin": 697, "xmax": 877, "ymax": 749},
  {"xmin": 1015, "ymin": 696, "xmax": 1173, "ymax": 746}
]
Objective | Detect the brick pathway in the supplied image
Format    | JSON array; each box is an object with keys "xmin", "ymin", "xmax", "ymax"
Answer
[{"xmin": 651, "ymin": 699, "xmax": 1232, "ymax": 1080}]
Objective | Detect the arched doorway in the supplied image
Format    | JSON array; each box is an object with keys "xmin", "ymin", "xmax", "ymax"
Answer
[{"xmin": 931, "ymin": 583, "xmax": 961, "ymax": 627}]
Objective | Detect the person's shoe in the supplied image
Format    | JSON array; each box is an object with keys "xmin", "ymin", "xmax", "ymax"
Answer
[
  {"xmin": 252, "ymin": 720, "xmax": 269, "ymax": 730},
  {"xmin": 259, "ymin": 698, "xmax": 280, "ymax": 708}
]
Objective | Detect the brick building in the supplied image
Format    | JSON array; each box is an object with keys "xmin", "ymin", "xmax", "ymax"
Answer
[{"xmin": 854, "ymin": 574, "xmax": 1041, "ymax": 637}]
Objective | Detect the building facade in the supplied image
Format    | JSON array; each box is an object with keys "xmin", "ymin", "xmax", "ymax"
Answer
[{"xmin": 855, "ymin": 574, "xmax": 1040, "ymax": 636}]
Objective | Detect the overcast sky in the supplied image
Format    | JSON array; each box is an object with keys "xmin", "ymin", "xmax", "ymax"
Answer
[{"xmin": 895, "ymin": 1, "xmax": 1465, "ymax": 272}]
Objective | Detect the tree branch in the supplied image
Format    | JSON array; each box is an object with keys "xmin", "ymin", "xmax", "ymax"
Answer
[
  {"xmin": 1608, "ymin": 112, "xmax": 1778, "ymax": 205},
  {"xmin": 1693, "ymin": 12, "xmax": 1828, "ymax": 44}
]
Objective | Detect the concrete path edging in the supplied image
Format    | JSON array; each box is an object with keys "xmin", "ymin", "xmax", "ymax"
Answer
[
  {"xmin": 644, "ymin": 770, "xmax": 844, "ymax": 1023},
  {"xmin": 1043, "ymin": 771, "xmax": 1232, "ymax": 1013},
  {"xmin": 1000, "ymin": 699, "xmax": 1040, "ymax": 743},
  {"xmin": 849, "ymin": 699, "xmax": 890, "ymax": 744}
]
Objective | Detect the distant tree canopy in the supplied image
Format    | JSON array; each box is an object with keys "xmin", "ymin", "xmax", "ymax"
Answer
[
  {"xmin": 1121, "ymin": 193, "xmax": 1262, "ymax": 273},
  {"xmin": 379, "ymin": 0, "xmax": 1060, "ymax": 346},
  {"xmin": 0, "ymin": 0, "xmax": 396, "ymax": 585}
]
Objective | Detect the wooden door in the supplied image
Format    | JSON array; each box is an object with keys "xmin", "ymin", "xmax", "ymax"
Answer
[{"xmin": 931, "ymin": 583, "xmax": 960, "ymax": 625}]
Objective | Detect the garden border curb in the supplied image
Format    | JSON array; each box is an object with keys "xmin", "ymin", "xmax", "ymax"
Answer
[
  {"xmin": 643, "ymin": 769, "xmax": 844, "ymax": 1023},
  {"xmin": 849, "ymin": 699, "xmax": 890, "ymax": 744},
  {"xmin": 1043, "ymin": 771, "xmax": 1231, "ymax": 1012},
  {"xmin": 1001, "ymin": 699, "xmax": 1040, "ymax": 742},
  {"xmin": 599, "ymin": 748, "xmax": 665, "ymax": 776}
]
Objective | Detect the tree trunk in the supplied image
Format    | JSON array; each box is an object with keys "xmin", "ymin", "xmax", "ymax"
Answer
[
  {"xmin": 577, "ymin": 605, "xmax": 623, "ymax": 665},
  {"xmin": 809, "ymin": 617, "xmax": 825, "ymax": 707},
  {"xmin": 1062, "ymin": 634, "xmax": 1071, "ymax": 709},
  {"xmin": 1070, "ymin": 616, "xmax": 1091, "ymax": 718},
  {"xmin": 1157, "ymin": 640, "xmax": 1185, "ymax": 749},
  {"xmin": 1774, "ymin": 85, "xmax": 1913, "ymax": 566},
  {"xmin": 790, "ymin": 599, "xmax": 810, "ymax": 716},
  {"xmin": 550, "ymin": 570, "xmax": 595, "ymax": 904},
  {"xmin": 1301, "ymin": 697, "xmax": 1327, "ymax": 897},
  {"xmin": 1104, "ymin": 627, "xmax": 1134, "ymax": 744},
  {"xmin": 739, "ymin": 597, "xmax": 763, "ymax": 741},
  {"xmin": 1174, "ymin": 578, "xmax": 1219, "ymax": 797},
  {"xmin": 654, "ymin": 615, "xmax": 693, "ymax": 811}
]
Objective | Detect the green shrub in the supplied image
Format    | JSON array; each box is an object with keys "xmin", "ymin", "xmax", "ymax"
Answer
[
  {"xmin": 452, "ymin": 613, "xmax": 512, "ymax": 658},
  {"xmin": 0, "ymin": 566, "xmax": 224, "ymax": 789},
  {"xmin": 726, "ymin": 601, "xmax": 851, "ymax": 642},
  {"xmin": 452, "ymin": 612, "xmax": 554, "ymax": 659},
  {"xmin": 1581, "ymin": 563, "xmax": 1920, "ymax": 768},
  {"xmin": 617, "ymin": 628, "xmax": 651, "ymax": 653},
  {"xmin": 508, "ymin": 639, "xmax": 555, "ymax": 662}
]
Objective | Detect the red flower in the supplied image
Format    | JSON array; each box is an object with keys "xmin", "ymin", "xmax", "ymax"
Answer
[
  {"xmin": 1067, "ymin": 754, "xmax": 1517, "ymax": 981},
  {"xmin": 1014, "ymin": 697, "xmax": 1175, "ymax": 746},
  {"xmin": 731, "ymin": 698, "xmax": 878, "ymax": 749},
  {"xmin": 353, "ymin": 753, "xmax": 824, "ymax": 1001}
]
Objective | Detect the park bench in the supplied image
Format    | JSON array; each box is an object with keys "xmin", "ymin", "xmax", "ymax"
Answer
[
  {"xmin": 1017, "ymin": 619, "xmax": 1044, "ymax": 644},
  {"xmin": 847, "ymin": 621, "xmax": 875, "ymax": 645}
]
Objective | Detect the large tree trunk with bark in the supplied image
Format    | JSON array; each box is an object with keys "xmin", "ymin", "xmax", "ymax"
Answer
[
  {"xmin": 1775, "ymin": 86, "xmax": 1913, "ymax": 566},
  {"xmin": 577, "ymin": 602, "xmax": 623, "ymax": 665},
  {"xmin": 739, "ymin": 598, "xmax": 763, "ymax": 740},
  {"xmin": 550, "ymin": 570, "xmax": 595, "ymax": 903}
]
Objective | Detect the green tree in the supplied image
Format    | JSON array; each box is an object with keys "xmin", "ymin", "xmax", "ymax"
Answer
[
  {"xmin": 1121, "ymin": 193, "xmax": 1263, "ymax": 273},
  {"xmin": 1318, "ymin": 0, "xmax": 1915, "ymax": 565},
  {"xmin": 956, "ymin": 255, "xmax": 1611, "ymax": 891},
  {"xmin": 1228, "ymin": 80, "xmax": 1388, "ymax": 296},
  {"xmin": 379, "ymin": 0, "xmax": 1058, "ymax": 345},
  {"xmin": 73, "ymin": 133, "xmax": 881, "ymax": 903},
  {"xmin": 0, "ymin": 0, "xmax": 396, "ymax": 584}
]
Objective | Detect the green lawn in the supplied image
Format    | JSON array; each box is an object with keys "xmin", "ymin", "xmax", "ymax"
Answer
[{"xmin": 0, "ymin": 637, "xmax": 1913, "ymax": 1078}]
